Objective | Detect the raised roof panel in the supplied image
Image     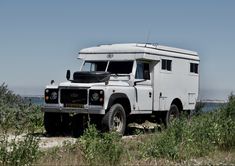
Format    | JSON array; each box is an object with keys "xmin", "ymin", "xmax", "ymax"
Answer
[{"xmin": 79, "ymin": 43, "xmax": 199, "ymax": 61}]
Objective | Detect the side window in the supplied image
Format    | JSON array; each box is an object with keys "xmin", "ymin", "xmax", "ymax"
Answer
[
  {"xmin": 190, "ymin": 63, "xmax": 198, "ymax": 74},
  {"xmin": 162, "ymin": 59, "xmax": 172, "ymax": 71},
  {"xmin": 135, "ymin": 62, "xmax": 150, "ymax": 80}
]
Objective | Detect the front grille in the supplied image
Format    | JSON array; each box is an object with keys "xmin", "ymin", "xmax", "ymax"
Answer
[{"xmin": 60, "ymin": 89, "xmax": 87, "ymax": 106}]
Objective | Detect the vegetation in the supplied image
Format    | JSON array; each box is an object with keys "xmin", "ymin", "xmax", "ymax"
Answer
[
  {"xmin": 79, "ymin": 125, "xmax": 124, "ymax": 165},
  {"xmin": 141, "ymin": 95, "xmax": 235, "ymax": 161},
  {"xmin": 0, "ymin": 83, "xmax": 235, "ymax": 165},
  {"xmin": 0, "ymin": 83, "xmax": 42, "ymax": 165}
]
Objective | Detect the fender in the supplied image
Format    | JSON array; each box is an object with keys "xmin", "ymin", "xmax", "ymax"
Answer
[{"xmin": 106, "ymin": 93, "xmax": 131, "ymax": 113}]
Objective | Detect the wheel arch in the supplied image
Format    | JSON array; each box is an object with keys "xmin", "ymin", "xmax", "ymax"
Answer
[
  {"xmin": 107, "ymin": 93, "xmax": 131, "ymax": 115},
  {"xmin": 171, "ymin": 98, "xmax": 183, "ymax": 112}
]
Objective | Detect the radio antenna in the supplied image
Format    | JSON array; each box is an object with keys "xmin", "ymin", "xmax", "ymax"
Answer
[{"xmin": 145, "ymin": 29, "xmax": 151, "ymax": 47}]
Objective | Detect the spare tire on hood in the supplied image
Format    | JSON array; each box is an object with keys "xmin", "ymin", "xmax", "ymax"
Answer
[{"xmin": 72, "ymin": 71, "xmax": 110, "ymax": 83}]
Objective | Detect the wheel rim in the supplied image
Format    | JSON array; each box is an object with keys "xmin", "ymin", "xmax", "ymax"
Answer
[
  {"xmin": 169, "ymin": 107, "xmax": 178, "ymax": 122},
  {"xmin": 113, "ymin": 111, "xmax": 123, "ymax": 132}
]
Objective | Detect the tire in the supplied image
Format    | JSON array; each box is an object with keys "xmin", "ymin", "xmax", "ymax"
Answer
[
  {"xmin": 102, "ymin": 103, "xmax": 126, "ymax": 135},
  {"xmin": 44, "ymin": 112, "xmax": 61, "ymax": 136},
  {"xmin": 164, "ymin": 104, "xmax": 180, "ymax": 127},
  {"xmin": 71, "ymin": 114, "xmax": 88, "ymax": 138},
  {"xmin": 60, "ymin": 113, "xmax": 71, "ymax": 135}
]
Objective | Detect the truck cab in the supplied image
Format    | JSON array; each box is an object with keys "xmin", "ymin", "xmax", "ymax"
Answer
[{"xmin": 42, "ymin": 43, "xmax": 199, "ymax": 136}]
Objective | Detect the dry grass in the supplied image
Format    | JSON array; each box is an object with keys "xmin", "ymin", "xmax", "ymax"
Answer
[
  {"xmin": 36, "ymin": 135, "xmax": 235, "ymax": 166},
  {"xmin": 36, "ymin": 145, "xmax": 86, "ymax": 166}
]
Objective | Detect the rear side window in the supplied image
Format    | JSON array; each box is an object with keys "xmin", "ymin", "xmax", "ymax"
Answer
[
  {"xmin": 107, "ymin": 61, "xmax": 133, "ymax": 74},
  {"xmin": 190, "ymin": 63, "xmax": 198, "ymax": 74},
  {"xmin": 162, "ymin": 59, "xmax": 172, "ymax": 71}
]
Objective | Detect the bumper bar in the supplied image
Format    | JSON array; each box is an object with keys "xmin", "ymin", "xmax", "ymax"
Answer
[{"xmin": 41, "ymin": 106, "xmax": 105, "ymax": 114}]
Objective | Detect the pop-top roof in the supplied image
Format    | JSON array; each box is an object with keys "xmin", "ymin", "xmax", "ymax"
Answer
[{"xmin": 79, "ymin": 43, "xmax": 199, "ymax": 61}]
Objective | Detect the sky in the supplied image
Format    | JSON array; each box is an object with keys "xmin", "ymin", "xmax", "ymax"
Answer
[{"xmin": 0, "ymin": 0, "xmax": 234, "ymax": 100}]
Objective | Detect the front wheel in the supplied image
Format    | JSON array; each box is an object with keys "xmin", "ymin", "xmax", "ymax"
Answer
[
  {"xmin": 102, "ymin": 104, "xmax": 126, "ymax": 135},
  {"xmin": 71, "ymin": 114, "xmax": 88, "ymax": 138},
  {"xmin": 44, "ymin": 112, "xmax": 61, "ymax": 136}
]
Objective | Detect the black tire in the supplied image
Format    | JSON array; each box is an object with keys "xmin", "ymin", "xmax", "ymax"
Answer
[
  {"xmin": 102, "ymin": 103, "xmax": 126, "ymax": 135},
  {"xmin": 71, "ymin": 114, "xmax": 88, "ymax": 138},
  {"xmin": 60, "ymin": 113, "xmax": 71, "ymax": 135},
  {"xmin": 164, "ymin": 104, "xmax": 180, "ymax": 127},
  {"xmin": 44, "ymin": 112, "xmax": 61, "ymax": 136}
]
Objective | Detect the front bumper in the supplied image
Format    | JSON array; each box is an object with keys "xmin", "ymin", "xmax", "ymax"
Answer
[{"xmin": 41, "ymin": 105, "xmax": 105, "ymax": 114}]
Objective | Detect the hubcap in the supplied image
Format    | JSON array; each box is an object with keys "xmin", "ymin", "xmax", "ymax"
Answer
[
  {"xmin": 169, "ymin": 107, "xmax": 178, "ymax": 122},
  {"xmin": 113, "ymin": 111, "xmax": 123, "ymax": 132}
]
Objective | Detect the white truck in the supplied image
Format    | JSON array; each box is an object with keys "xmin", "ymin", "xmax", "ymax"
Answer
[{"xmin": 42, "ymin": 43, "xmax": 199, "ymax": 136}]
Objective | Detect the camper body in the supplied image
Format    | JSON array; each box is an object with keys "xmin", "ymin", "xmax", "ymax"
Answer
[{"xmin": 42, "ymin": 43, "xmax": 199, "ymax": 136}]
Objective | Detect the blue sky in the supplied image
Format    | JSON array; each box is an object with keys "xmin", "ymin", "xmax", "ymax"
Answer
[{"xmin": 0, "ymin": 0, "xmax": 234, "ymax": 100}]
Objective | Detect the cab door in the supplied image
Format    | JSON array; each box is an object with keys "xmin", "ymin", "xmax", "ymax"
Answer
[{"xmin": 134, "ymin": 62, "xmax": 153, "ymax": 111}]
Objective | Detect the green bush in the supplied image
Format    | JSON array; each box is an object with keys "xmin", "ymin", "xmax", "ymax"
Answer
[
  {"xmin": 0, "ymin": 133, "xmax": 41, "ymax": 166},
  {"xmin": 213, "ymin": 95, "xmax": 235, "ymax": 149},
  {"xmin": 141, "ymin": 95, "xmax": 235, "ymax": 161},
  {"xmin": 79, "ymin": 125, "xmax": 124, "ymax": 165},
  {"xmin": 194, "ymin": 101, "xmax": 205, "ymax": 116},
  {"xmin": 0, "ymin": 83, "xmax": 42, "ymax": 165},
  {"xmin": 0, "ymin": 83, "xmax": 43, "ymax": 132},
  {"xmin": 0, "ymin": 83, "xmax": 26, "ymax": 109}
]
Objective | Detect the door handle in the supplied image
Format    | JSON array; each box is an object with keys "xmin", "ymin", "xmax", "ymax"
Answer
[{"xmin": 149, "ymin": 92, "xmax": 152, "ymax": 98}]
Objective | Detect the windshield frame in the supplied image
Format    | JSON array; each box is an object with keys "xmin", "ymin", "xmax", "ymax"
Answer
[{"xmin": 81, "ymin": 60, "xmax": 134, "ymax": 74}]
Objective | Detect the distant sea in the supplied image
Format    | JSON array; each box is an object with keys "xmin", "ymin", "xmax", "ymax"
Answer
[
  {"xmin": 201, "ymin": 102, "xmax": 225, "ymax": 112},
  {"xmin": 24, "ymin": 96, "xmax": 44, "ymax": 106},
  {"xmin": 23, "ymin": 96, "xmax": 225, "ymax": 112}
]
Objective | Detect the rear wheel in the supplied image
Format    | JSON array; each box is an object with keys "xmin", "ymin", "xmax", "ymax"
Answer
[
  {"xmin": 102, "ymin": 103, "xmax": 126, "ymax": 135},
  {"xmin": 164, "ymin": 104, "xmax": 180, "ymax": 127}
]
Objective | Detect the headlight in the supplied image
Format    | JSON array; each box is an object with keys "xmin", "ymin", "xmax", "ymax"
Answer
[
  {"xmin": 89, "ymin": 90, "xmax": 104, "ymax": 105},
  {"xmin": 91, "ymin": 92, "xmax": 99, "ymax": 101},
  {"xmin": 45, "ymin": 89, "xmax": 58, "ymax": 104},
  {"xmin": 51, "ymin": 91, "xmax": 58, "ymax": 100}
]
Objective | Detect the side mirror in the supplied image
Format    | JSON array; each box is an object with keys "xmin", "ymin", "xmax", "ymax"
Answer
[
  {"xmin": 50, "ymin": 80, "xmax": 55, "ymax": 85},
  {"xmin": 66, "ymin": 70, "xmax": 71, "ymax": 80}
]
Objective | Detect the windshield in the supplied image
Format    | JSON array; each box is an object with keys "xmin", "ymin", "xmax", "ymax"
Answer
[
  {"xmin": 107, "ymin": 61, "xmax": 133, "ymax": 74},
  {"xmin": 82, "ymin": 61, "xmax": 107, "ymax": 72}
]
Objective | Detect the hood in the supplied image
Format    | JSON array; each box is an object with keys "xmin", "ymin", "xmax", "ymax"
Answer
[
  {"xmin": 58, "ymin": 80, "xmax": 130, "ymax": 88},
  {"xmin": 59, "ymin": 81, "xmax": 104, "ymax": 88}
]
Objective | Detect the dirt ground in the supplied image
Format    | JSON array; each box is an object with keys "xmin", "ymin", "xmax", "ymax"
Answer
[{"xmin": 6, "ymin": 121, "xmax": 158, "ymax": 150}]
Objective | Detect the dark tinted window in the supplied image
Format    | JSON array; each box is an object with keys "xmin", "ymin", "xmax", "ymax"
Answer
[
  {"xmin": 135, "ymin": 62, "xmax": 150, "ymax": 80},
  {"xmin": 107, "ymin": 61, "xmax": 133, "ymax": 74},
  {"xmin": 162, "ymin": 59, "xmax": 172, "ymax": 71},
  {"xmin": 82, "ymin": 61, "xmax": 107, "ymax": 71},
  {"xmin": 190, "ymin": 63, "xmax": 198, "ymax": 74}
]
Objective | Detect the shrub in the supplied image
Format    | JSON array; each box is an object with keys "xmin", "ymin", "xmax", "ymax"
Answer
[
  {"xmin": 213, "ymin": 95, "xmax": 235, "ymax": 149},
  {"xmin": 0, "ymin": 133, "xmax": 41, "ymax": 166},
  {"xmin": 0, "ymin": 83, "xmax": 42, "ymax": 165},
  {"xmin": 141, "ymin": 95, "xmax": 235, "ymax": 161},
  {"xmin": 79, "ymin": 125, "xmax": 124, "ymax": 165},
  {"xmin": 0, "ymin": 83, "xmax": 43, "ymax": 132}
]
